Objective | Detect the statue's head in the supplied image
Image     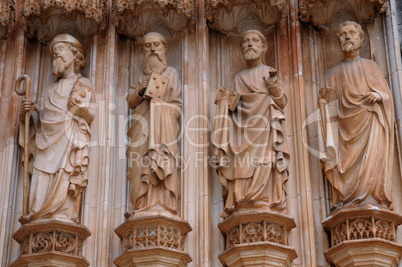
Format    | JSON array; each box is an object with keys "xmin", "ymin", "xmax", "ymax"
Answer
[
  {"xmin": 337, "ymin": 21, "xmax": 364, "ymax": 53},
  {"xmin": 142, "ymin": 32, "xmax": 168, "ymax": 75},
  {"xmin": 49, "ymin": 34, "xmax": 85, "ymax": 77},
  {"xmin": 240, "ymin": 30, "xmax": 268, "ymax": 63}
]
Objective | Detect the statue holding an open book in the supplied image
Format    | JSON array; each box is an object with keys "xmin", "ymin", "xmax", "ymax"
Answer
[
  {"xmin": 213, "ymin": 30, "xmax": 290, "ymax": 218},
  {"xmin": 319, "ymin": 21, "xmax": 395, "ymax": 210},
  {"xmin": 126, "ymin": 32, "xmax": 182, "ymax": 217}
]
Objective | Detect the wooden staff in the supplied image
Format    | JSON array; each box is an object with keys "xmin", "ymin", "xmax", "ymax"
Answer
[{"xmin": 15, "ymin": 74, "xmax": 31, "ymax": 216}]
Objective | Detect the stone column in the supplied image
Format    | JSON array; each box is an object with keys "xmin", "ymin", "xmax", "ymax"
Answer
[
  {"xmin": 218, "ymin": 211, "xmax": 297, "ymax": 267},
  {"xmin": 323, "ymin": 207, "xmax": 402, "ymax": 267}
]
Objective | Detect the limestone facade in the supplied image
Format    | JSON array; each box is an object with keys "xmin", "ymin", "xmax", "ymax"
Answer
[{"xmin": 1, "ymin": 0, "xmax": 402, "ymax": 266}]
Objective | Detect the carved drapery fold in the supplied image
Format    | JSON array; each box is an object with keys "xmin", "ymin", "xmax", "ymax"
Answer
[
  {"xmin": 298, "ymin": 0, "xmax": 388, "ymax": 25},
  {"xmin": 112, "ymin": 0, "xmax": 196, "ymax": 38},
  {"xmin": 205, "ymin": 0, "xmax": 288, "ymax": 36},
  {"xmin": 21, "ymin": 0, "xmax": 107, "ymax": 42},
  {"xmin": 0, "ymin": 0, "xmax": 15, "ymax": 39}
]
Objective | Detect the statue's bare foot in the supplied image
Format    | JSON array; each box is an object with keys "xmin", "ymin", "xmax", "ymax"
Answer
[{"xmin": 19, "ymin": 215, "xmax": 30, "ymax": 225}]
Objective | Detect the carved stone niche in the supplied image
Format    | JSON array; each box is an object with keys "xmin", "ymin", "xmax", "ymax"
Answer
[
  {"xmin": 205, "ymin": 0, "xmax": 288, "ymax": 36},
  {"xmin": 0, "ymin": 0, "xmax": 15, "ymax": 39},
  {"xmin": 323, "ymin": 207, "xmax": 402, "ymax": 266},
  {"xmin": 218, "ymin": 211, "xmax": 297, "ymax": 267},
  {"xmin": 298, "ymin": 0, "xmax": 388, "ymax": 26},
  {"xmin": 114, "ymin": 215, "xmax": 192, "ymax": 267},
  {"xmin": 20, "ymin": 0, "xmax": 107, "ymax": 43},
  {"xmin": 112, "ymin": 0, "xmax": 196, "ymax": 38},
  {"xmin": 10, "ymin": 220, "xmax": 91, "ymax": 267}
]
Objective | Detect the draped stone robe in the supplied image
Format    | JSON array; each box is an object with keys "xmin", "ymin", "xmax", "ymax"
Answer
[
  {"xmin": 322, "ymin": 57, "xmax": 394, "ymax": 209},
  {"xmin": 126, "ymin": 67, "xmax": 182, "ymax": 215},
  {"xmin": 19, "ymin": 74, "xmax": 95, "ymax": 222},
  {"xmin": 213, "ymin": 64, "xmax": 290, "ymax": 218}
]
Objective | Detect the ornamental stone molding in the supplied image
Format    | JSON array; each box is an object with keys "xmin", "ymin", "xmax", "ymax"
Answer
[
  {"xmin": 0, "ymin": 0, "xmax": 15, "ymax": 39},
  {"xmin": 114, "ymin": 215, "xmax": 192, "ymax": 267},
  {"xmin": 298, "ymin": 0, "xmax": 388, "ymax": 25},
  {"xmin": 205, "ymin": 0, "xmax": 288, "ymax": 36},
  {"xmin": 323, "ymin": 206, "xmax": 402, "ymax": 266},
  {"xmin": 218, "ymin": 211, "xmax": 297, "ymax": 267},
  {"xmin": 10, "ymin": 221, "xmax": 91, "ymax": 267},
  {"xmin": 112, "ymin": 0, "xmax": 196, "ymax": 38},
  {"xmin": 20, "ymin": 0, "xmax": 107, "ymax": 42}
]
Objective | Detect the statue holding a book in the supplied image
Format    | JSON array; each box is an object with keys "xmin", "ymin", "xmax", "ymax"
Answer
[
  {"xmin": 213, "ymin": 29, "xmax": 290, "ymax": 218},
  {"xmin": 319, "ymin": 21, "xmax": 395, "ymax": 210},
  {"xmin": 126, "ymin": 32, "xmax": 182, "ymax": 217}
]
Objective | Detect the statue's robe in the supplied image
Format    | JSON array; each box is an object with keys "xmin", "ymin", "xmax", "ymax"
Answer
[
  {"xmin": 323, "ymin": 57, "xmax": 394, "ymax": 208},
  {"xmin": 126, "ymin": 67, "xmax": 182, "ymax": 215},
  {"xmin": 20, "ymin": 74, "xmax": 95, "ymax": 222},
  {"xmin": 213, "ymin": 64, "xmax": 289, "ymax": 218}
]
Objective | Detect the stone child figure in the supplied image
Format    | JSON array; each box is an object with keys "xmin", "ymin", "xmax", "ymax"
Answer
[
  {"xmin": 19, "ymin": 34, "xmax": 95, "ymax": 223},
  {"xmin": 126, "ymin": 32, "xmax": 182, "ymax": 216},
  {"xmin": 213, "ymin": 30, "xmax": 290, "ymax": 218},
  {"xmin": 320, "ymin": 21, "xmax": 394, "ymax": 209}
]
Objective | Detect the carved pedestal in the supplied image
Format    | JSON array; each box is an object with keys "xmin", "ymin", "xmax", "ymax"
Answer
[
  {"xmin": 323, "ymin": 207, "xmax": 402, "ymax": 267},
  {"xmin": 10, "ymin": 220, "xmax": 91, "ymax": 267},
  {"xmin": 114, "ymin": 215, "xmax": 192, "ymax": 267},
  {"xmin": 218, "ymin": 211, "xmax": 297, "ymax": 267}
]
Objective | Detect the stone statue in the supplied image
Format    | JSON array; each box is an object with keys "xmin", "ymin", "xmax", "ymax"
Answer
[
  {"xmin": 319, "ymin": 21, "xmax": 394, "ymax": 209},
  {"xmin": 213, "ymin": 29, "xmax": 289, "ymax": 218},
  {"xmin": 19, "ymin": 34, "xmax": 95, "ymax": 223},
  {"xmin": 126, "ymin": 32, "xmax": 182, "ymax": 216}
]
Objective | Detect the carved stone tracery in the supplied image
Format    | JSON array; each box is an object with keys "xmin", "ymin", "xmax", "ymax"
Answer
[
  {"xmin": 205, "ymin": 0, "xmax": 287, "ymax": 36},
  {"xmin": 21, "ymin": 0, "xmax": 107, "ymax": 42},
  {"xmin": 298, "ymin": 0, "xmax": 388, "ymax": 25},
  {"xmin": 112, "ymin": 0, "xmax": 196, "ymax": 38},
  {"xmin": 226, "ymin": 220, "xmax": 288, "ymax": 249},
  {"xmin": 330, "ymin": 216, "xmax": 396, "ymax": 246},
  {"xmin": 11, "ymin": 221, "xmax": 91, "ymax": 267},
  {"xmin": 0, "ymin": 0, "xmax": 15, "ymax": 39}
]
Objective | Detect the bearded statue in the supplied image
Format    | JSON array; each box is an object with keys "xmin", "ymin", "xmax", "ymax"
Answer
[
  {"xmin": 126, "ymin": 32, "xmax": 182, "ymax": 217},
  {"xmin": 319, "ymin": 21, "xmax": 395, "ymax": 210},
  {"xmin": 18, "ymin": 34, "xmax": 95, "ymax": 223},
  {"xmin": 213, "ymin": 30, "xmax": 290, "ymax": 218}
]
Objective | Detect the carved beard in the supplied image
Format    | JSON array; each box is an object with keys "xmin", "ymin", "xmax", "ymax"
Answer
[
  {"xmin": 341, "ymin": 40, "xmax": 361, "ymax": 52},
  {"xmin": 243, "ymin": 47, "xmax": 262, "ymax": 61},
  {"xmin": 52, "ymin": 56, "xmax": 73, "ymax": 77},
  {"xmin": 143, "ymin": 52, "xmax": 167, "ymax": 75}
]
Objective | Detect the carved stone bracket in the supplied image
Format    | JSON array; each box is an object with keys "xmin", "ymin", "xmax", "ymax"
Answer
[
  {"xmin": 323, "ymin": 207, "xmax": 402, "ymax": 266},
  {"xmin": 114, "ymin": 215, "xmax": 192, "ymax": 266},
  {"xmin": 10, "ymin": 220, "xmax": 91, "ymax": 267},
  {"xmin": 205, "ymin": 0, "xmax": 288, "ymax": 36},
  {"xmin": 21, "ymin": 0, "xmax": 107, "ymax": 43},
  {"xmin": 298, "ymin": 0, "xmax": 388, "ymax": 26},
  {"xmin": 112, "ymin": 0, "xmax": 196, "ymax": 38},
  {"xmin": 218, "ymin": 211, "xmax": 297, "ymax": 267},
  {"xmin": 0, "ymin": 0, "xmax": 15, "ymax": 39}
]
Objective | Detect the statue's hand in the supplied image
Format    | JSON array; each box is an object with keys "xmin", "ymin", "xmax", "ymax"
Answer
[
  {"xmin": 20, "ymin": 99, "xmax": 34, "ymax": 122},
  {"xmin": 363, "ymin": 92, "xmax": 381, "ymax": 104},
  {"xmin": 264, "ymin": 68, "xmax": 279, "ymax": 88},
  {"xmin": 264, "ymin": 69, "xmax": 282, "ymax": 97},
  {"xmin": 68, "ymin": 97, "xmax": 89, "ymax": 118},
  {"xmin": 138, "ymin": 79, "xmax": 149, "ymax": 97}
]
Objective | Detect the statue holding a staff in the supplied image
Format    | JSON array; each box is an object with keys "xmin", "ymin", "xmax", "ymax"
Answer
[{"xmin": 17, "ymin": 34, "xmax": 95, "ymax": 224}]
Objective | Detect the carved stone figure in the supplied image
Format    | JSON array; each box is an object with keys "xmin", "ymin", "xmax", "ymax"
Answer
[
  {"xmin": 19, "ymin": 34, "xmax": 95, "ymax": 223},
  {"xmin": 126, "ymin": 32, "xmax": 182, "ymax": 216},
  {"xmin": 319, "ymin": 21, "xmax": 394, "ymax": 209},
  {"xmin": 213, "ymin": 29, "xmax": 289, "ymax": 218}
]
